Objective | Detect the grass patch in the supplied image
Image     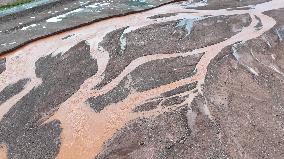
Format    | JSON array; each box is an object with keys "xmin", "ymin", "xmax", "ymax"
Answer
[{"xmin": 0, "ymin": 0, "xmax": 34, "ymax": 11}]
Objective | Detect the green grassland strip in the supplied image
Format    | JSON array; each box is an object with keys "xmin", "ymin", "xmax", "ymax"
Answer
[{"xmin": 0, "ymin": 0, "xmax": 34, "ymax": 10}]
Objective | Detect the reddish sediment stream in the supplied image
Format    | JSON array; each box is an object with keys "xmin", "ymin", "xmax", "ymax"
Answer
[{"xmin": 0, "ymin": 0, "xmax": 284, "ymax": 158}]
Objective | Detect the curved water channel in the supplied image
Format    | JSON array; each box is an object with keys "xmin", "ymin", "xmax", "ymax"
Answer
[{"xmin": 0, "ymin": 0, "xmax": 284, "ymax": 158}]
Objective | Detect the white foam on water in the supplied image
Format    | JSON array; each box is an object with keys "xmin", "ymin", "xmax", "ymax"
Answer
[
  {"xmin": 181, "ymin": 0, "xmax": 208, "ymax": 8},
  {"xmin": 86, "ymin": 2, "xmax": 110, "ymax": 9},
  {"xmin": 21, "ymin": 24, "xmax": 38, "ymax": 30},
  {"xmin": 46, "ymin": 8, "xmax": 84, "ymax": 22}
]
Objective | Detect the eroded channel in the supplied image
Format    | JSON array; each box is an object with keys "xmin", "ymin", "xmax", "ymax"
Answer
[{"xmin": 0, "ymin": 0, "xmax": 284, "ymax": 158}]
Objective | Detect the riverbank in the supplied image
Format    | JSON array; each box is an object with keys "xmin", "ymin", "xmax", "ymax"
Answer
[{"xmin": 0, "ymin": 0, "xmax": 180, "ymax": 55}]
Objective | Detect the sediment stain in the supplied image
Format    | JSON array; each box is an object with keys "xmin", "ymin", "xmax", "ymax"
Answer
[
  {"xmin": 0, "ymin": 144, "xmax": 7, "ymax": 159},
  {"xmin": 0, "ymin": 41, "xmax": 98, "ymax": 158},
  {"xmin": 51, "ymin": 9, "xmax": 277, "ymax": 158}
]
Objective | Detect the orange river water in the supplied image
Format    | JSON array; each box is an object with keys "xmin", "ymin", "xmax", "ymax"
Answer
[{"xmin": 0, "ymin": 0, "xmax": 284, "ymax": 158}]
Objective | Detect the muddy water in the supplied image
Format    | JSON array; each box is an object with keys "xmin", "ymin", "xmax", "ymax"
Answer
[
  {"xmin": 0, "ymin": 0, "xmax": 284, "ymax": 158},
  {"xmin": 0, "ymin": 144, "xmax": 7, "ymax": 159}
]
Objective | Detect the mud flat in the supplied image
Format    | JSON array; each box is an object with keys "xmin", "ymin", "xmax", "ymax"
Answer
[{"xmin": 1, "ymin": 0, "xmax": 284, "ymax": 159}]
